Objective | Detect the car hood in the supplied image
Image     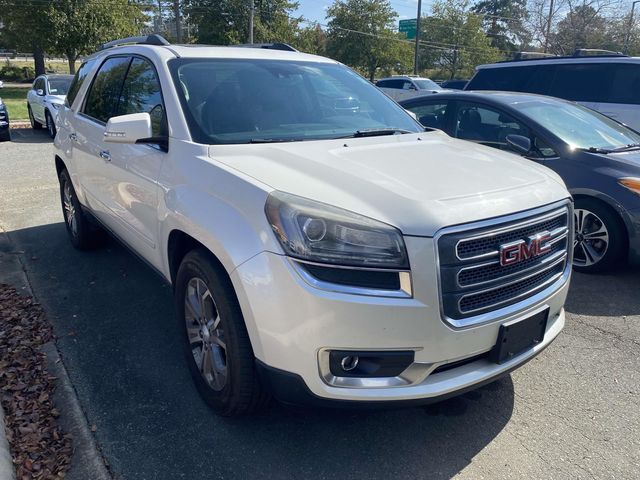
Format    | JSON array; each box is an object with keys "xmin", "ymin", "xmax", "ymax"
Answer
[
  {"xmin": 208, "ymin": 131, "xmax": 569, "ymax": 236},
  {"xmin": 47, "ymin": 95, "xmax": 66, "ymax": 104}
]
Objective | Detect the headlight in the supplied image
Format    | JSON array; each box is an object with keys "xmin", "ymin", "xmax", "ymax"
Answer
[
  {"xmin": 618, "ymin": 178, "xmax": 640, "ymax": 196},
  {"xmin": 265, "ymin": 191, "xmax": 409, "ymax": 269}
]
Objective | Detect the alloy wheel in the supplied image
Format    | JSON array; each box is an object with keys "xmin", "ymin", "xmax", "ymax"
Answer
[
  {"xmin": 573, "ymin": 208, "xmax": 609, "ymax": 267},
  {"xmin": 47, "ymin": 114, "xmax": 55, "ymax": 138},
  {"xmin": 62, "ymin": 181, "xmax": 78, "ymax": 236},
  {"xmin": 184, "ymin": 277, "xmax": 228, "ymax": 391}
]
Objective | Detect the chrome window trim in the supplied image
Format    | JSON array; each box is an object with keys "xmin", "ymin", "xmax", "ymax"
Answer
[
  {"xmin": 289, "ymin": 259, "xmax": 413, "ymax": 298},
  {"xmin": 434, "ymin": 198, "xmax": 573, "ymax": 329}
]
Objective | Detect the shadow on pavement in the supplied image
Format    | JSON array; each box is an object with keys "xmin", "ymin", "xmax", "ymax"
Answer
[
  {"xmin": 566, "ymin": 266, "xmax": 640, "ymax": 317},
  {"xmin": 7, "ymin": 128, "xmax": 52, "ymax": 144},
  {"xmin": 3, "ymin": 222, "xmax": 516, "ymax": 479}
]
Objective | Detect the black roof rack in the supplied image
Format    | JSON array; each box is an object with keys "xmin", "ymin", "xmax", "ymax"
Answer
[
  {"xmin": 512, "ymin": 51, "xmax": 557, "ymax": 60},
  {"xmin": 573, "ymin": 48, "xmax": 625, "ymax": 57},
  {"xmin": 499, "ymin": 49, "xmax": 629, "ymax": 63},
  {"xmin": 98, "ymin": 34, "xmax": 170, "ymax": 51},
  {"xmin": 234, "ymin": 43, "xmax": 297, "ymax": 52}
]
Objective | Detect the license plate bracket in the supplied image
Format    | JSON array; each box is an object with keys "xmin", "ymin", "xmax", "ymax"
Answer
[{"xmin": 490, "ymin": 308, "xmax": 549, "ymax": 364}]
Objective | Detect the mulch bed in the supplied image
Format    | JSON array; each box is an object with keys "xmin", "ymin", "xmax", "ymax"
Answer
[{"xmin": 0, "ymin": 284, "xmax": 72, "ymax": 479}]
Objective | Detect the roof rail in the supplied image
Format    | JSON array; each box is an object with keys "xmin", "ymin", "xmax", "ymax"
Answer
[
  {"xmin": 234, "ymin": 43, "xmax": 297, "ymax": 52},
  {"xmin": 573, "ymin": 48, "xmax": 625, "ymax": 57},
  {"xmin": 98, "ymin": 34, "xmax": 170, "ymax": 51},
  {"xmin": 512, "ymin": 52, "xmax": 557, "ymax": 60}
]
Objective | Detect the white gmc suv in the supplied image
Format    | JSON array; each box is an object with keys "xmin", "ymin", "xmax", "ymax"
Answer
[{"xmin": 54, "ymin": 35, "xmax": 573, "ymax": 416}]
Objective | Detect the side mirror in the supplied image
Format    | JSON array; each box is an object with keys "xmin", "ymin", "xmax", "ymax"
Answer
[
  {"xmin": 104, "ymin": 113, "xmax": 152, "ymax": 144},
  {"xmin": 506, "ymin": 134, "xmax": 531, "ymax": 155},
  {"xmin": 36, "ymin": 89, "xmax": 45, "ymax": 96}
]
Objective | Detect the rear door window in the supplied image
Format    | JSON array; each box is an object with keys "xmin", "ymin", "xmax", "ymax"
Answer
[
  {"xmin": 83, "ymin": 56, "xmax": 131, "ymax": 124},
  {"xmin": 607, "ymin": 63, "xmax": 640, "ymax": 105},
  {"xmin": 548, "ymin": 64, "xmax": 612, "ymax": 102}
]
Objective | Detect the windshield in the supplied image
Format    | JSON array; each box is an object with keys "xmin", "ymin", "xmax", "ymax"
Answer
[
  {"xmin": 519, "ymin": 99, "xmax": 640, "ymax": 151},
  {"xmin": 169, "ymin": 58, "xmax": 423, "ymax": 144},
  {"xmin": 48, "ymin": 77, "xmax": 72, "ymax": 96},
  {"xmin": 414, "ymin": 79, "xmax": 441, "ymax": 90}
]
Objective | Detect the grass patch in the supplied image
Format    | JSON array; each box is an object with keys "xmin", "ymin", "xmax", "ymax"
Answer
[
  {"xmin": 1, "ymin": 59, "xmax": 74, "ymax": 75},
  {"xmin": 0, "ymin": 86, "xmax": 30, "ymax": 121}
]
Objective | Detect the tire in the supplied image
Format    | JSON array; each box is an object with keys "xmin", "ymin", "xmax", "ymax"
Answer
[
  {"xmin": 58, "ymin": 169, "xmax": 101, "ymax": 250},
  {"xmin": 0, "ymin": 129, "xmax": 9, "ymax": 142},
  {"xmin": 45, "ymin": 110, "xmax": 56, "ymax": 139},
  {"xmin": 573, "ymin": 197, "xmax": 627, "ymax": 273},
  {"xmin": 175, "ymin": 249, "xmax": 269, "ymax": 416},
  {"xmin": 28, "ymin": 106, "xmax": 42, "ymax": 130}
]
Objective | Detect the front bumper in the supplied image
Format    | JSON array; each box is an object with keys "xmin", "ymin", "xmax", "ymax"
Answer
[{"xmin": 231, "ymin": 234, "xmax": 569, "ymax": 404}]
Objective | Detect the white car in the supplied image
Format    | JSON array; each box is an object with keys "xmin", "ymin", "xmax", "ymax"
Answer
[
  {"xmin": 27, "ymin": 74, "xmax": 74, "ymax": 138},
  {"xmin": 54, "ymin": 35, "xmax": 572, "ymax": 416},
  {"xmin": 466, "ymin": 52, "xmax": 640, "ymax": 132},
  {"xmin": 376, "ymin": 75, "xmax": 442, "ymax": 101}
]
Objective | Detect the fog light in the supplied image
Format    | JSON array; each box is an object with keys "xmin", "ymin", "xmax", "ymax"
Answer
[{"xmin": 340, "ymin": 355, "xmax": 359, "ymax": 372}]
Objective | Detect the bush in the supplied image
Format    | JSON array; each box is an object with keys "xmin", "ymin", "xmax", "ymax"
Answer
[{"xmin": 0, "ymin": 64, "xmax": 35, "ymax": 82}]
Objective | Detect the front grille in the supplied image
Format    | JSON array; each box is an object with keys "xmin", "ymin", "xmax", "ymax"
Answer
[{"xmin": 437, "ymin": 203, "xmax": 571, "ymax": 322}]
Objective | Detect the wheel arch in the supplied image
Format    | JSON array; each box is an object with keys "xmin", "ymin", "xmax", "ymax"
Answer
[{"xmin": 54, "ymin": 155, "xmax": 66, "ymax": 177}]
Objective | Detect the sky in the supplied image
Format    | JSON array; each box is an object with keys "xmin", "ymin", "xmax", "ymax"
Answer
[{"xmin": 293, "ymin": 0, "xmax": 433, "ymax": 27}]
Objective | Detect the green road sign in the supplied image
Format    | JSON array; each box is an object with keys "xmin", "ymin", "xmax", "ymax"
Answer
[{"xmin": 399, "ymin": 18, "xmax": 417, "ymax": 40}]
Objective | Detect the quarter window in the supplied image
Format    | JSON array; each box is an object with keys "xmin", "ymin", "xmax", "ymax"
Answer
[
  {"xmin": 83, "ymin": 56, "xmax": 131, "ymax": 124},
  {"xmin": 117, "ymin": 58, "xmax": 166, "ymax": 136}
]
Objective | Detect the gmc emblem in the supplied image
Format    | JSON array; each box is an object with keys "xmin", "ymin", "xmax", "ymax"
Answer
[{"xmin": 499, "ymin": 232, "xmax": 552, "ymax": 266}]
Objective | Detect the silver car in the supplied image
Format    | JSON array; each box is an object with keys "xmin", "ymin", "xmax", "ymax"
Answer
[{"xmin": 27, "ymin": 74, "xmax": 73, "ymax": 138}]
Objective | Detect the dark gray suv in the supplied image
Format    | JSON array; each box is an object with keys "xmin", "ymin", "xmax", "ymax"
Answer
[{"xmin": 401, "ymin": 91, "xmax": 640, "ymax": 273}]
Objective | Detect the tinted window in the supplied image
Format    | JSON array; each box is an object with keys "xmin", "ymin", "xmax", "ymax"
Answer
[
  {"xmin": 66, "ymin": 59, "xmax": 96, "ymax": 107},
  {"xmin": 379, "ymin": 79, "xmax": 405, "ymax": 89},
  {"xmin": 83, "ymin": 56, "xmax": 131, "ymax": 123},
  {"xmin": 34, "ymin": 78, "xmax": 45, "ymax": 91},
  {"xmin": 117, "ymin": 58, "xmax": 166, "ymax": 136},
  {"xmin": 376, "ymin": 79, "xmax": 391, "ymax": 88},
  {"xmin": 466, "ymin": 65, "xmax": 550, "ymax": 94},
  {"xmin": 548, "ymin": 64, "xmax": 612, "ymax": 102},
  {"xmin": 455, "ymin": 101, "xmax": 529, "ymax": 151},
  {"xmin": 170, "ymin": 59, "xmax": 422, "ymax": 144},
  {"xmin": 406, "ymin": 102, "xmax": 448, "ymax": 129},
  {"xmin": 414, "ymin": 79, "xmax": 442, "ymax": 90},
  {"xmin": 608, "ymin": 64, "xmax": 640, "ymax": 105}
]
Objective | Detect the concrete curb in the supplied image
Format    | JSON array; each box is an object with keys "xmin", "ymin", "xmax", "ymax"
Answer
[
  {"xmin": 43, "ymin": 343, "xmax": 112, "ymax": 480},
  {"xmin": 0, "ymin": 404, "xmax": 16, "ymax": 480}
]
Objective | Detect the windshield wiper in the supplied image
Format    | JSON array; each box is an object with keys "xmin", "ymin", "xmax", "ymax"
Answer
[
  {"xmin": 346, "ymin": 128, "xmax": 414, "ymax": 138},
  {"xmin": 582, "ymin": 143, "xmax": 640, "ymax": 154},
  {"xmin": 248, "ymin": 138, "xmax": 302, "ymax": 144}
]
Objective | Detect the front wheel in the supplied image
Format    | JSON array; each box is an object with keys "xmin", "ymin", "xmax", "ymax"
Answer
[
  {"xmin": 46, "ymin": 111, "xmax": 56, "ymax": 139},
  {"xmin": 573, "ymin": 198, "xmax": 626, "ymax": 273},
  {"xmin": 175, "ymin": 249, "xmax": 269, "ymax": 416}
]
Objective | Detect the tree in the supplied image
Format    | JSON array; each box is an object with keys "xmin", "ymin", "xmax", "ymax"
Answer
[
  {"xmin": 184, "ymin": 0, "xmax": 301, "ymax": 45},
  {"xmin": 0, "ymin": 0, "xmax": 54, "ymax": 75},
  {"xmin": 471, "ymin": 0, "xmax": 530, "ymax": 51},
  {"xmin": 47, "ymin": 0, "xmax": 148, "ymax": 74},
  {"xmin": 325, "ymin": 0, "xmax": 412, "ymax": 81},
  {"xmin": 420, "ymin": 0, "xmax": 502, "ymax": 79},
  {"xmin": 291, "ymin": 24, "xmax": 328, "ymax": 56}
]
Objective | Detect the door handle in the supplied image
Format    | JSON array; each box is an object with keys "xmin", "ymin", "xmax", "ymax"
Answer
[
  {"xmin": 69, "ymin": 133, "xmax": 77, "ymax": 141},
  {"xmin": 99, "ymin": 150, "xmax": 111, "ymax": 162}
]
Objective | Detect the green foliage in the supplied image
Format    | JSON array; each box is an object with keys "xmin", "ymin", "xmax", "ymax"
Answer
[
  {"xmin": 47, "ymin": 0, "xmax": 148, "ymax": 73},
  {"xmin": 184, "ymin": 0, "xmax": 301, "ymax": 45},
  {"xmin": 0, "ymin": 86, "xmax": 30, "ymax": 120},
  {"xmin": 471, "ymin": 0, "xmax": 530, "ymax": 51},
  {"xmin": 326, "ymin": 0, "xmax": 413, "ymax": 81},
  {"xmin": 290, "ymin": 24, "xmax": 327, "ymax": 56},
  {"xmin": 420, "ymin": 0, "xmax": 502, "ymax": 79},
  {"xmin": 0, "ymin": 64, "xmax": 34, "ymax": 82}
]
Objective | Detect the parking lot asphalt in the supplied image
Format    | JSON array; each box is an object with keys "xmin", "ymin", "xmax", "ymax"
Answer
[{"xmin": 1, "ymin": 129, "xmax": 639, "ymax": 480}]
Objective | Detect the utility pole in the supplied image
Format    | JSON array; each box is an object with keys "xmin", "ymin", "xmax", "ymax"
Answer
[
  {"xmin": 451, "ymin": 45, "xmax": 459, "ymax": 80},
  {"xmin": 624, "ymin": 1, "xmax": 640, "ymax": 54},
  {"xmin": 174, "ymin": 0, "xmax": 183, "ymax": 43},
  {"xmin": 413, "ymin": 0, "xmax": 422, "ymax": 75},
  {"xmin": 543, "ymin": 0, "xmax": 554, "ymax": 53},
  {"xmin": 157, "ymin": 0, "xmax": 163, "ymax": 33},
  {"xmin": 249, "ymin": 0, "xmax": 255, "ymax": 43}
]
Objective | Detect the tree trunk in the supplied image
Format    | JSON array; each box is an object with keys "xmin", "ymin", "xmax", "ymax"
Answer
[
  {"xmin": 67, "ymin": 53, "xmax": 77, "ymax": 74},
  {"xmin": 33, "ymin": 45, "xmax": 45, "ymax": 76}
]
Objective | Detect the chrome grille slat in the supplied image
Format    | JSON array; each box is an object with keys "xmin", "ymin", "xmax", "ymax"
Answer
[{"xmin": 437, "ymin": 202, "xmax": 572, "ymax": 323}]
